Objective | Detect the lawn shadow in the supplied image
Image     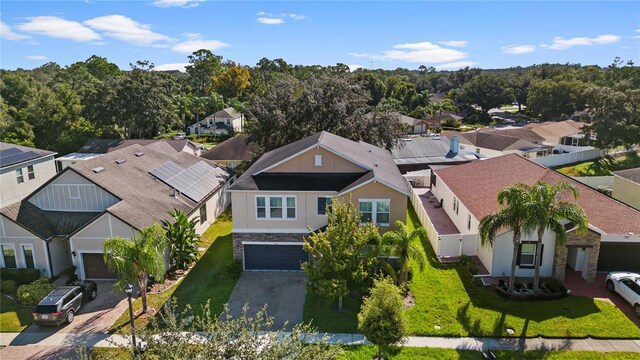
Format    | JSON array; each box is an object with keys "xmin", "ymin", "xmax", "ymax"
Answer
[{"xmin": 0, "ymin": 295, "xmax": 34, "ymax": 329}]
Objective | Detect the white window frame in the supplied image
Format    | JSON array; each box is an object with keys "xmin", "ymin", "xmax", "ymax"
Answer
[
  {"xmin": 20, "ymin": 244, "xmax": 35, "ymax": 269},
  {"xmin": 519, "ymin": 243, "xmax": 537, "ymax": 267},
  {"xmin": 255, "ymin": 195, "xmax": 297, "ymax": 220},
  {"xmin": 69, "ymin": 185, "xmax": 81, "ymax": 199},
  {"xmin": 571, "ymin": 137, "xmax": 579, "ymax": 146},
  {"xmin": 27, "ymin": 165, "xmax": 35, "ymax": 180},
  {"xmin": 358, "ymin": 199, "xmax": 391, "ymax": 226},
  {"xmin": 314, "ymin": 154, "xmax": 322, "ymax": 167},
  {"xmin": 16, "ymin": 168, "xmax": 24, "ymax": 184},
  {"xmin": 1, "ymin": 244, "xmax": 18, "ymax": 268},
  {"xmin": 199, "ymin": 205, "xmax": 207, "ymax": 225}
]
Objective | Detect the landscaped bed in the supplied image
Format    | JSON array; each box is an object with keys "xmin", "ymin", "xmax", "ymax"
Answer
[
  {"xmin": 0, "ymin": 294, "xmax": 34, "ymax": 332},
  {"xmin": 109, "ymin": 209, "xmax": 237, "ymax": 333},
  {"xmin": 303, "ymin": 206, "xmax": 640, "ymax": 338}
]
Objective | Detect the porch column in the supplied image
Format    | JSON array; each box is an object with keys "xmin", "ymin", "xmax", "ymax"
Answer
[
  {"xmin": 553, "ymin": 246, "xmax": 568, "ymax": 283},
  {"xmin": 584, "ymin": 241, "xmax": 601, "ymax": 283}
]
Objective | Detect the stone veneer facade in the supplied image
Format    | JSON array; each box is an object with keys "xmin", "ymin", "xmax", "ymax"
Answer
[
  {"xmin": 232, "ymin": 232, "xmax": 308, "ymax": 261},
  {"xmin": 553, "ymin": 229, "xmax": 601, "ymax": 283}
]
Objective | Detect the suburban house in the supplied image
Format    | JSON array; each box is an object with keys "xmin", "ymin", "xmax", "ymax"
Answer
[
  {"xmin": 525, "ymin": 120, "xmax": 592, "ymax": 150},
  {"xmin": 0, "ymin": 142, "xmax": 57, "ymax": 206},
  {"xmin": 612, "ymin": 168, "xmax": 640, "ymax": 210},
  {"xmin": 443, "ymin": 128, "xmax": 553, "ymax": 159},
  {"xmin": 228, "ymin": 131, "xmax": 411, "ymax": 271},
  {"xmin": 56, "ymin": 138, "xmax": 205, "ymax": 171},
  {"xmin": 424, "ymin": 111, "xmax": 463, "ymax": 130},
  {"xmin": 391, "ymin": 136, "xmax": 474, "ymax": 174},
  {"xmin": 0, "ymin": 144, "xmax": 231, "ymax": 279},
  {"xmin": 188, "ymin": 107, "xmax": 244, "ymax": 135},
  {"xmin": 397, "ymin": 113, "xmax": 430, "ymax": 134},
  {"xmin": 413, "ymin": 154, "xmax": 640, "ymax": 284},
  {"xmin": 200, "ymin": 134, "xmax": 254, "ymax": 170}
]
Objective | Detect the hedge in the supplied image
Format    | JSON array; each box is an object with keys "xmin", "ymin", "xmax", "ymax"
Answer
[
  {"xmin": 16, "ymin": 278, "xmax": 56, "ymax": 306},
  {"xmin": 0, "ymin": 268, "xmax": 41, "ymax": 286},
  {"xmin": 0, "ymin": 279, "xmax": 17, "ymax": 294}
]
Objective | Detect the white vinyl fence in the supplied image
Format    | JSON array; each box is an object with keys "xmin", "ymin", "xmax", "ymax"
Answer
[{"xmin": 533, "ymin": 148, "xmax": 606, "ymax": 167}]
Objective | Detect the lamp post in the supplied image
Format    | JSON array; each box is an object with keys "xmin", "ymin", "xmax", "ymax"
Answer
[{"xmin": 125, "ymin": 284, "xmax": 137, "ymax": 354}]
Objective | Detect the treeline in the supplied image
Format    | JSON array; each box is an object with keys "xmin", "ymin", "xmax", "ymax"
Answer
[{"xmin": 1, "ymin": 52, "xmax": 639, "ymax": 154}]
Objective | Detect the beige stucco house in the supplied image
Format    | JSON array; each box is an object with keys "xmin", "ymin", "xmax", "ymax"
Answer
[
  {"xmin": 1, "ymin": 142, "xmax": 57, "ymax": 207},
  {"xmin": 0, "ymin": 144, "xmax": 231, "ymax": 279},
  {"xmin": 443, "ymin": 128, "xmax": 553, "ymax": 159},
  {"xmin": 612, "ymin": 168, "xmax": 640, "ymax": 210},
  {"xmin": 415, "ymin": 154, "xmax": 640, "ymax": 283},
  {"xmin": 228, "ymin": 131, "xmax": 411, "ymax": 271}
]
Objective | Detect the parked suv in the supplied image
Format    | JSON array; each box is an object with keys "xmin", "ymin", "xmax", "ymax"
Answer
[{"xmin": 33, "ymin": 281, "xmax": 97, "ymax": 326}]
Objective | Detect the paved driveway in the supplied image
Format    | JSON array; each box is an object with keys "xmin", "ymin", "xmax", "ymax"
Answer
[{"xmin": 227, "ymin": 272, "xmax": 306, "ymax": 330}]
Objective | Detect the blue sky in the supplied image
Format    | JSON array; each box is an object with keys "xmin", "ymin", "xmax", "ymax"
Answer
[{"xmin": 1, "ymin": 1, "xmax": 639, "ymax": 71}]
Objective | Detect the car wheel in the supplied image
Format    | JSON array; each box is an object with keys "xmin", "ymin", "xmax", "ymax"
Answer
[
  {"xmin": 90, "ymin": 289, "xmax": 97, "ymax": 300},
  {"xmin": 635, "ymin": 304, "xmax": 640, "ymax": 319},
  {"xmin": 66, "ymin": 310, "xmax": 74, "ymax": 324},
  {"xmin": 606, "ymin": 280, "xmax": 615, "ymax": 293}
]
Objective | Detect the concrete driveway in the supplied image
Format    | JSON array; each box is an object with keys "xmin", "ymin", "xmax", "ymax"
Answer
[{"xmin": 227, "ymin": 272, "xmax": 306, "ymax": 330}]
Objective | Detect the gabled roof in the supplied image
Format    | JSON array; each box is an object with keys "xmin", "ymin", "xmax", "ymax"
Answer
[
  {"xmin": 425, "ymin": 111, "xmax": 463, "ymax": 122},
  {"xmin": 0, "ymin": 142, "xmax": 57, "ymax": 169},
  {"xmin": 525, "ymin": 120, "xmax": 587, "ymax": 139},
  {"xmin": 78, "ymin": 139, "xmax": 202, "ymax": 154},
  {"xmin": 443, "ymin": 130, "xmax": 543, "ymax": 152},
  {"xmin": 204, "ymin": 107, "xmax": 241, "ymax": 120},
  {"xmin": 228, "ymin": 131, "xmax": 410, "ymax": 195},
  {"xmin": 433, "ymin": 154, "xmax": 640, "ymax": 234},
  {"xmin": 477, "ymin": 127, "xmax": 546, "ymax": 143},
  {"xmin": 613, "ymin": 167, "xmax": 640, "ymax": 184},
  {"xmin": 201, "ymin": 135, "xmax": 254, "ymax": 162}
]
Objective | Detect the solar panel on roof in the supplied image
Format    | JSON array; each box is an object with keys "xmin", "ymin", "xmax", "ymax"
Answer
[
  {"xmin": 0, "ymin": 148, "xmax": 22, "ymax": 157},
  {"xmin": 0, "ymin": 149, "xmax": 41, "ymax": 167},
  {"xmin": 149, "ymin": 161, "xmax": 226, "ymax": 202}
]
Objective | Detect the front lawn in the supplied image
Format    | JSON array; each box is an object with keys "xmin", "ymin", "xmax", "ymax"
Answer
[
  {"xmin": 555, "ymin": 152, "xmax": 640, "ymax": 177},
  {"xmin": 110, "ymin": 209, "xmax": 237, "ymax": 333},
  {"xmin": 0, "ymin": 294, "xmax": 34, "ymax": 332},
  {"xmin": 303, "ymin": 206, "xmax": 640, "ymax": 338}
]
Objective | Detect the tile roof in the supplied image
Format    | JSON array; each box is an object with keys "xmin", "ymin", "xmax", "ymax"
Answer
[
  {"xmin": 613, "ymin": 167, "xmax": 640, "ymax": 184},
  {"xmin": 434, "ymin": 154, "xmax": 640, "ymax": 234},
  {"xmin": 229, "ymin": 131, "xmax": 410, "ymax": 195},
  {"xmin": 201, "ymin": 135, "xmax": 254, "ymax": 162}
]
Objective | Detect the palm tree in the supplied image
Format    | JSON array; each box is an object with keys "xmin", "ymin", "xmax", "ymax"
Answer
[
  {"xmin": 103, "ymin": 224, "xmax": 167, "ymax": 313},
  {"xmin": 479, "ymin": 183, "xmax": 533, "ymax": 292},
  {"xmin": 382, "ymin": 221, "xmax": 428, "ymax": 284},
  {"xmin": 527, "ymin": 181, "xmax": 588, "ymax": 292}
]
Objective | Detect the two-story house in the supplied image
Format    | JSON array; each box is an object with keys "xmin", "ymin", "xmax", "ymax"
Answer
[
  {"xmin": 188, "ymin": 107, "xmax": 244, "ymax": 135},
  {"xmin": 417, "ymin": 154, "xmax": 640, "ymax": 283},
  {"xmin": 0, "ymin": 144, "xmax": 231, "ymax": 279},
  {"xmin": 228, "ymin": 131, "xmax": 411, "ymax": 271},
  {"xmin": 0, "ymin": 142, "xmax": 57, "ymax": 206}
]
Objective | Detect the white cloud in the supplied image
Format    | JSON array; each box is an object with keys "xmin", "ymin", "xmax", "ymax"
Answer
[
  {"xmin": 438, "ymin": 40, "xmax": 468, "ymax": 47},
  {"xmin": 543, "ymin": 34, "xmax": 620, "ymax": 50},
  {"xmin": 84, "ymin": 15, "xmax": 171, "ymax": 46},
  {"xmin": 348, "ymin": 52, "xmax": 372, "ymax": 58},
  {"xmin": 17, "ymin": 16, "xmax": 100, "ymax": 42},
  {"xmin": 257, "ymin": 17, "xmax": 284, "ymax": 25},
  {"xmin": 26, "ymin": 55, "xmax": 47, "ymax": 60},
  {"xmin": 154, "ymin": 62, "xmax": 190, "ymax": 71},
  {"xmin": 1, "ymin": 21, "xmax": 31, "ymax": 40},
  {"xmin": 501, "ymin": 44, "xmax": 535, "ymax": 55},
  {"xmin": 171, "ymin": 36, "xmax": 228, "ymax": 53},
  {"xmin": 435, "ymin": 61, "xmax": 476, "ymax": 69},
  {"xmin": 150, "ymin": 0, "xmax": 203, "ymax": 8},
  {"xmin": 372, "ymin": 42, "xmax": 468, "ymax": 63},
  {"xmin": 347, "ymin": 64, "xmax": 362, "ymax": 72},
  {"xmin": 288, "ymin": 13, "xmax": 306, "ymax": 20}
]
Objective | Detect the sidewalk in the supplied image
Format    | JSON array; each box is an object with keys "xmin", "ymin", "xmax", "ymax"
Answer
[{"xmin": 2, "ymin": 331, "xmax": 640, "ymax": 353}]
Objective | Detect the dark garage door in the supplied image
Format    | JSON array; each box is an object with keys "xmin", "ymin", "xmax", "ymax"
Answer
[
  {"xmin": 244, "ymin": 244, "xmax": 307, "ymax": 271},
  {"xmin": 82, "ymin": 253, "xmax": 115, "ymax": 279},
  {"xmin": 597, "ymin": 242, "xmax": 640, "ymax": 272}
]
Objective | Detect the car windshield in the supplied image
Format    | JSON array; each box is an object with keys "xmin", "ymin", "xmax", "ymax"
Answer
[{"xmin": 35, "ymin": 305, "xmax": 58, "ymax": 314}]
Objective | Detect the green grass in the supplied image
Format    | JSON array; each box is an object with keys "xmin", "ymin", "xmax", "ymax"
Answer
[
  {"xmin": 109, "ymin": 209, "xmax": 237, "ymax": 333},
  {"xmin": 555, "ymin": 152, "xmax": 640, "ymax": 177},
  {"xmin": 304, "ymin": 206, "xmax": 640, "ymax": 338},
  {"xmin": 0, "ymin": 294, "xmax": 34, "ymax": 332}
]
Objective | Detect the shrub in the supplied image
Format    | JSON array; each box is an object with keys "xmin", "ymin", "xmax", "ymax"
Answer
[
  {"xmin": 514, "ymin": 281, "xmax": 523, "ymax": 290},
  {"xmin": 0, "ymin": 279, "xmax": 17, "ymax": 294},
  {"xmin": 226, "ymin": 259, "xmax": 243, "ymax": 278},
  {"xmin": 16, "ymin": 278, "xmax": 55, "ymax": 306},
  {"xmin": 0, "ymin": 268, "xmax": 41, "ymax": 286}
]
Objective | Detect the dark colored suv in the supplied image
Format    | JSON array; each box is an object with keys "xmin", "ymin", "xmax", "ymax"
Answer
[{"xmin": 33, "ymin": 281, "xmax": 97, "ymax": 326}]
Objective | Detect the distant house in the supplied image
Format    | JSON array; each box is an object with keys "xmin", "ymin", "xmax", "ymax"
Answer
[
  {"xmin": 424, "ymin": 111, "xmax": 463, "ymax": 129},
  {"xmin": 524, "ymin": 120, "xmax": 593, "ymax": 151},
  {"xmin": 397, "ymin": 114, "xmax": 430, "ymax": 134},
  {"xmin": 443, "ymin": 128, "xmax": 553, "ymax": 159},
  {"xmin": 188, "ymin": 107, "xmax": 244, "ymax": 135},
  {"xmin": 200, "ymin": 135, "xmax": 254, "ymax": 170},
  {"xmin": 56, "ymin": 139, "xmax": 205, "ymax": 171},
  {"xmin": 0, "ymin": 142, "xmax": 57, "ymax": 206},
  {"xmin": 612, "ymin": 168, "xmax": 640, "ymax": 210},
  {"xmin": 391, "ymin": 136, "xmax": 474, "ymax": 174},
  {"xmin": 0, "ymin": 145, "xmax": 231, "ymax": 278}
]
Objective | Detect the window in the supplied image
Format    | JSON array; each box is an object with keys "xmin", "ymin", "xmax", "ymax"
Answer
[
  {"xmin": 571, "ymin": 137, "xmax": 579, "ymax": 146},
  {"xmin": 467, "ymin": 214, "xmax": 472, "ymax": 230},
  {"xmin": 2, "ymin": 245, "xmax": 17, "ymax": 268},
  {"xmin": 314, "ymin": 154, "xmax": 322, "ymax": 167},
  {"xmin": 518, "ymin": 243, "xmax": 537, "ymax": 267},
  {"xmin": 453, "ymin": 198, "xmax": 459, "ymax": 215},
  {"xmin": 27, "ymin": 165, "xmax": 35, "ymax": 180},
  {"xmin": 359, "ymin": 199, "xmax": 391, "ymax": 226},
  {"xmin": 317, "ymin": 197, "xmax": 333, "ymax": 215},
  {"xmin": 199, "ymin": 205, "xmax": 207, "ymax": 224},
  {"xmin": 475, "ymin": 148, "xmax": 480, "ymax": 154},
  {"xmin": 69, "ymin": 186, "xmax": 80, "ymax": 199},
  {"xmin": 256, "ymin": 196, "xmax": 296, "ymax": 219},
  {"xmin": 16, "ymin": 169, "xmax": 24, "ymax": 184},
  {"xmin": 21, "ymin": 245, "xmax": 34, "ymax": 269}
]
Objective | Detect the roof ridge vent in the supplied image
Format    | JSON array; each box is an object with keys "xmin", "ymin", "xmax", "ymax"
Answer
[
  {"xmin": 92, "ymin": 166, "xmax": 105, "ymax": 173},
  {"xmin": 115, "ymin": 159, "xmax": 126, "ymax": 164},
  {"xmin": 134, "ymin": 151, "xmax": 144, "ymax": 157}
]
